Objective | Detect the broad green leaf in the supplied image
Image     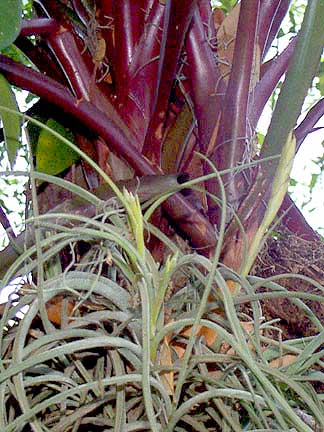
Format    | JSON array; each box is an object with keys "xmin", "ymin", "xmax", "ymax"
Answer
[
  {"xmin": 36, "ymin": 119, "xmax": 79, "ymax": 175},
  {"xmin": 0, "ymin": 73, "xmax": 21, "ymax": 168},
  {"xmin": 0, "ymin": 0, "xmax": 22, "ymax": 50}
]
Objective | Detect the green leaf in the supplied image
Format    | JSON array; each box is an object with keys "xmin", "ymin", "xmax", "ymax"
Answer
[
  {"xmin": 256, "ymin": 132, "xmax": 265, "ymax": 146},
  {"xmin": 0, "ymin": 0, "xmax": 22, "ymax": 50},
  {"xmin": 309, "ymin": 172, "xmax": 318, "ymax": 192},
  {"xmin": 22, "ymin": 0, "xmax": 33, "ymax": 19},
  {"xmin": 0, "ymin": 73, "xmax": 21, "ymax": 168},
  {"xmin": 289, "ymin": 178, "xmax": 297, "ymax": 187},
  {"xmin": 27, "ymin": 113, "xmax": 46, "ymax": 154},
  {"xmin": 36, "ymin": 119, "xmax": 79, "ymax": 175},
  {"xmin": 1, "ymin": 44, "xmax": 32, "ymax": 68}
]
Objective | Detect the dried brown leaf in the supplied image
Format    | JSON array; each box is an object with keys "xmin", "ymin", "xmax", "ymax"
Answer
[{"xmin": 269, "ymin": 354, "xmax": 297, "ymax": 368}]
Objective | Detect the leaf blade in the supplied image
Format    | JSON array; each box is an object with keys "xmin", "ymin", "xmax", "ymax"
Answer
[
  {"xmin": 0, "ymin": 0, "xmax": 22, "ymax": 50},
  {"xmin": 36, "ymin": 119, "xmax": 79, "ymax": 175},
  {"xmin": 0, "ymin": 73, "xmax": 21, "ymax": 167}
]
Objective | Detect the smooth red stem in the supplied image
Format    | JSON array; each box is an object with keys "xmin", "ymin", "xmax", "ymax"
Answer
[
  {"xmin": 47, "ymin": 28, "xmax": 93, "ymax": 100},
  {"xmin": 20, "ymin": 18, "xmax": 60, "ymax": 37},
  {"xmin": 186, "ymin": 7, "xmax": 225, "ymax": 154},
  {"xmin": 113, "ymin": 0, "xmax": 144, "ymax": 89},
  {"xmin": 208, "ymin": 0, "xmax": 260, "ymax": 226},
  {"xmin": 142, "ymin": 0, "xmax": 196, "ymax": 164}
]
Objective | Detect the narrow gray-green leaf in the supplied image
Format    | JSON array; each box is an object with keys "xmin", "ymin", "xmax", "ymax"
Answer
[{"xmin": 0, "ymin": 73, "xmax": 21, "ymax": 167}]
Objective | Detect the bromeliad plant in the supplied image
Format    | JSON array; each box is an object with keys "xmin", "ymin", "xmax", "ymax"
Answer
[
  {"xmin": 0, "ymin": 169, "xmax": 323, "ymax": 431},
  {"xmin": 1, "ymin": 1, "xmax": 324, "ymax": 429}
]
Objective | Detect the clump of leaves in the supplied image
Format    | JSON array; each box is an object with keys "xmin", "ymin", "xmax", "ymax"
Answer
[{"xmin": 0, "ymin": 174, "xmax": 323, "ymax": 432}]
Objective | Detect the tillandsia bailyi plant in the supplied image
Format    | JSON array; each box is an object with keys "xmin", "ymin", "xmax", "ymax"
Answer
[{"xmin": 0, "ymin": 1, "xmax": 324, "ymax": 430}]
